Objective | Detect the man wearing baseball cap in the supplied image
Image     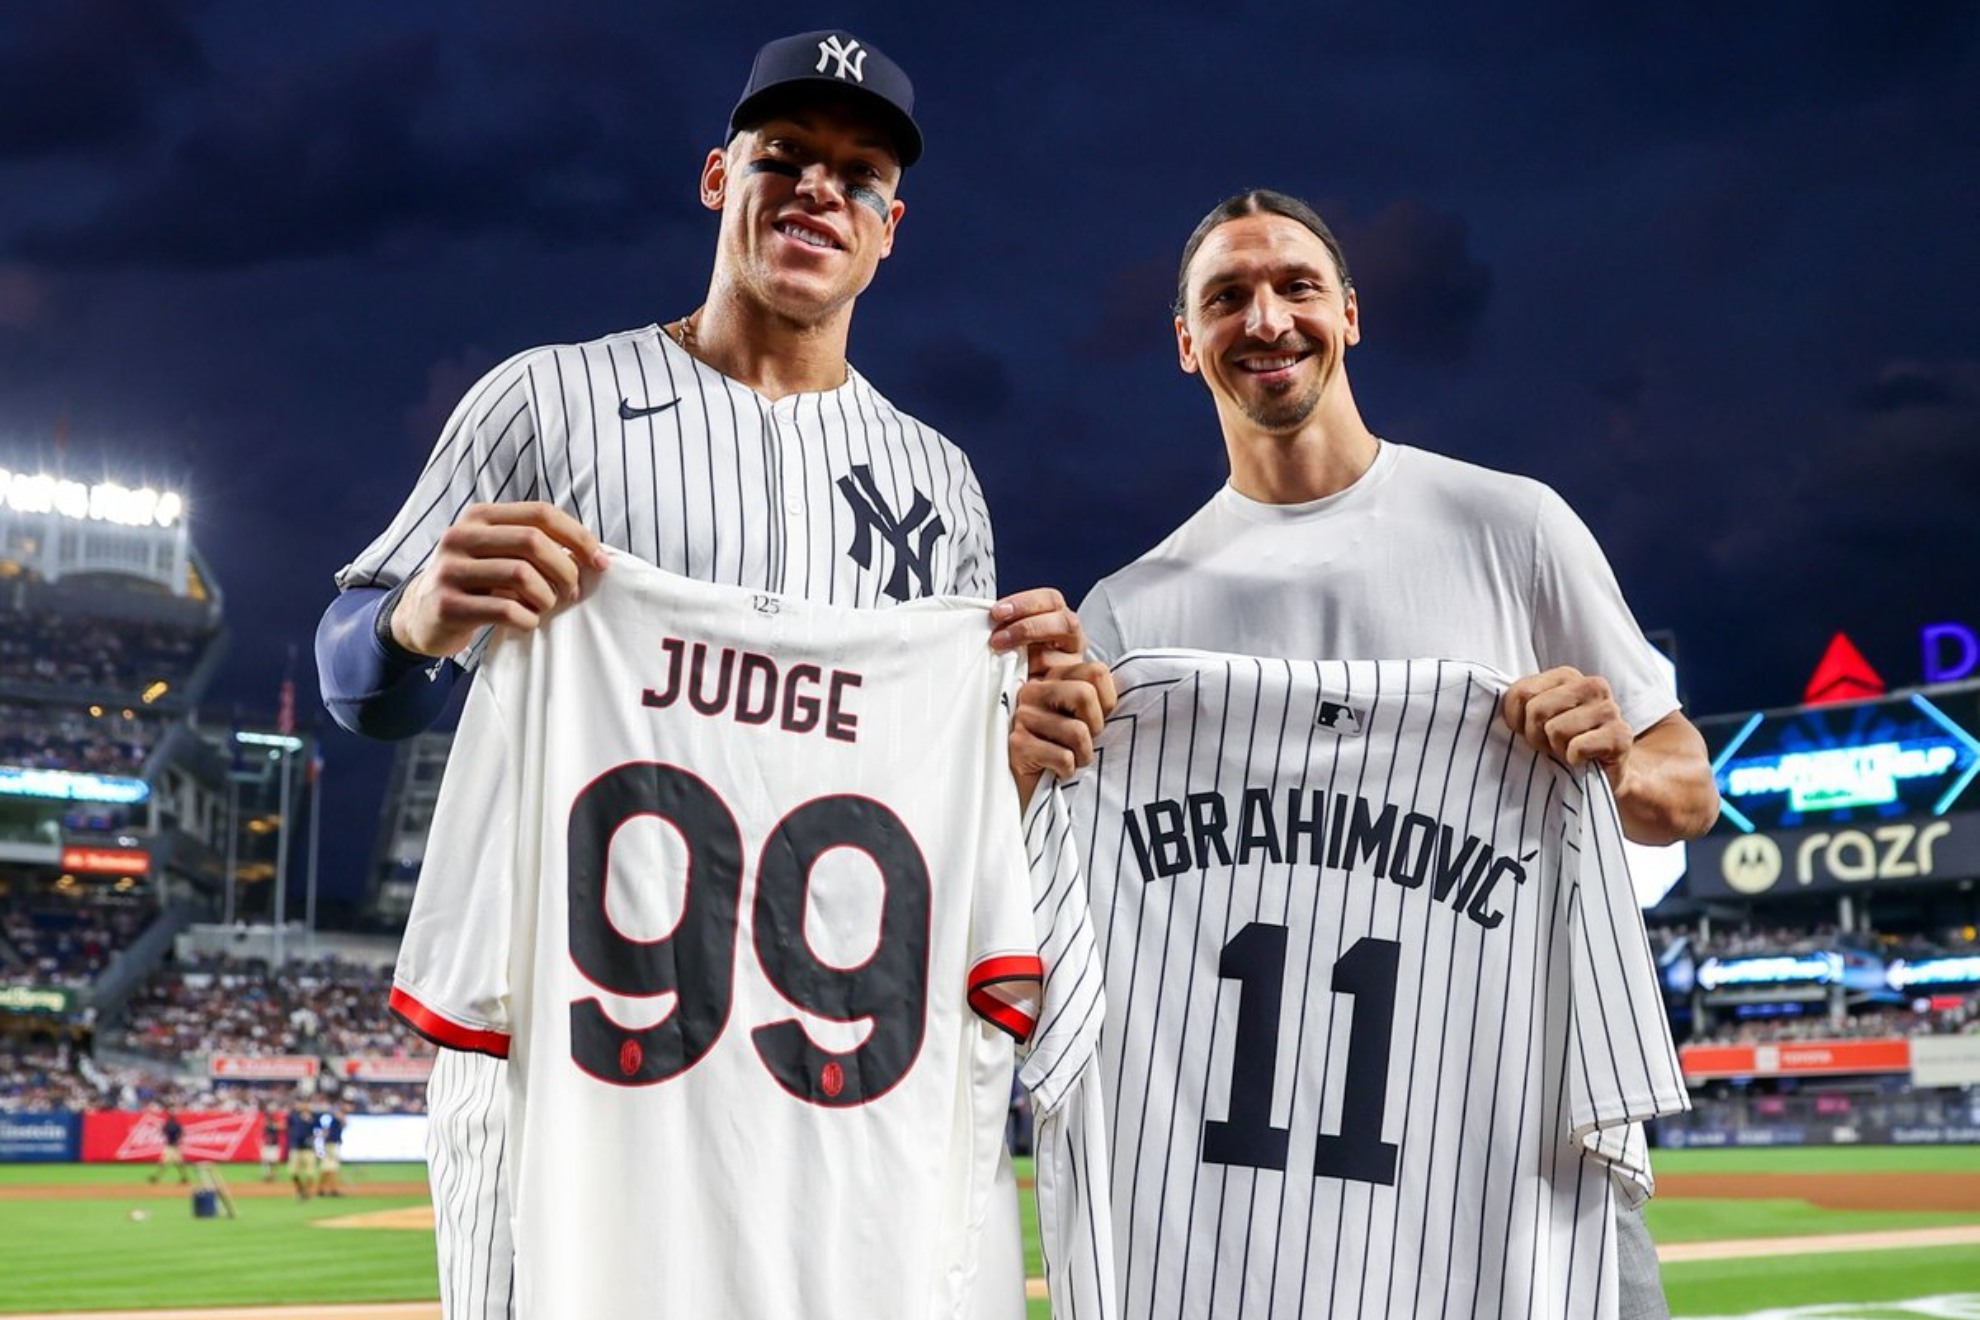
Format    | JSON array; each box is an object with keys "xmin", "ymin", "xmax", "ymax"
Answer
[{"xmin": 318, "ymin": 27, "xmax": 1107, "ymax": 1320}]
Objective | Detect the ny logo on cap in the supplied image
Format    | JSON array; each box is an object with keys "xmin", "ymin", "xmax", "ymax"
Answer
[{"xmin": 815, "ymin": 35, "xmax": 867, "ymax": 82}]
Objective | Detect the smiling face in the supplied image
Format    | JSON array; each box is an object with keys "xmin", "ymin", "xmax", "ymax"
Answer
[
  {"xmin": 703, "ymin": 99, "xmax": 906, "ymax": 328},
  {"xmin": 1175, "ymin": 213, "xmax": 1360, "ymax": 436}
]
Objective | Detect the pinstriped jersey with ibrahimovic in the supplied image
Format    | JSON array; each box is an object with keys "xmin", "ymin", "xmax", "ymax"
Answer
[
  {"xmin": 335, "ymin": 326, "xmax": 997, "ymax": 608},
  {"xmin": 1025, "ymin": 652, "xmax": 1689, "ymax": 1320},
  {"xmin": 390, "ymin": 554, "xmax": 1042, "ymax": 1320}
]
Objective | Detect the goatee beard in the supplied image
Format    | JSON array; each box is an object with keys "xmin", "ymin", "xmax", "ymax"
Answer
[{"xmin": 1240, "ymin": 380, "xmax": 1321, "ymax": 431}]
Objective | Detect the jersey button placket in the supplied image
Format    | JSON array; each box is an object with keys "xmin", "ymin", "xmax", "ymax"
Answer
[{"xmin": 769, "ymin": 401, "xmax": 806, "ymax": 594}]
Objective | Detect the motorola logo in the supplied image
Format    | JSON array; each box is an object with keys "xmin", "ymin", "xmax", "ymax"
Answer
[{"xmin": 1721, "ymin": 834, "xmax": 1784, "ymax": 895}]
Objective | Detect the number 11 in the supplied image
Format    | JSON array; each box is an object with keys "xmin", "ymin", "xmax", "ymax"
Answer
[{"xmin": 1201, "ymin": 926, "xmax": 1401, "ymax": 1186}]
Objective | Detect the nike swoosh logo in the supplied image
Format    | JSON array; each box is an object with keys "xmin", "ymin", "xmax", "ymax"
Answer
[{"xmin": 619, "ymin": 397, "xmax": 679, "ymax": 420}]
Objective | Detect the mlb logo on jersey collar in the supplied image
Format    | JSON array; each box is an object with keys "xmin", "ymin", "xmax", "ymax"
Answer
[{"xmin": 1316, "ymin": 700, "xmax": 1365, "ymax": 735}]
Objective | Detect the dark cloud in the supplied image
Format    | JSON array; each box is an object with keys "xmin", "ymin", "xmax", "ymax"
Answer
[
  {"xmin": 404, "ymin": 348, "xmax": 502, "ymax": 448},
  {"xmin": 10, "ymin": 35, "xmax": 692, "ymax": 271},
  {"xmin": 1072, "ymin": 256, "xmax": 1176, "ymax": 362},
  {"xmin": 1340, "ymin": 201, "xmax": 1493, "ymax": 366},
  {"xmin": 1853, "ymin": 364, "xmax": 1962, "ymax": 415},
  {"xmin": 0, "ymin": 0, "xmax": 208, "ymax": 160},
  {"xmin": 0, "ymin": 266, "xmax": 46, "ymax": 331}
]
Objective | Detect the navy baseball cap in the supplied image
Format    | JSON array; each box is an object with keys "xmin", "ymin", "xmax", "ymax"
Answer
[{"xmin": 729, "ymin": 30, "xmax": 923, "ymax": 167}]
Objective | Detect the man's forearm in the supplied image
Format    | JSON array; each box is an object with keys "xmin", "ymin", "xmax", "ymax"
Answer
[
  {"xmin": 315, "ymin": 587, "xmax": 459, "ymax": 739},
  {"xmin": 1613, "ymin": 713, "xmax": 1720, "ymax": 845}
]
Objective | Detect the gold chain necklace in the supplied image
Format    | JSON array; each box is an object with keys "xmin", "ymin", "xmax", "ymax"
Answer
[{"xmin": 666, "ymin": 308, "xmax": 702, "ymax": 353}]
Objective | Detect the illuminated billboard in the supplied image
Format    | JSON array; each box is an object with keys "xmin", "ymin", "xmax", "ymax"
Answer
[
  {"xmin": 0, "ymin": 767, "xmax": 150, "ymax": 805},
  {"xmin": 1704, "ymin": 687, "xmax": 1980, "ymax": 834},
  {"xmin": 1697, "ymin": 952, "xmax": 1839, "ymax": 990},
  {"xmin": 1888, "ymin": 955, "xmax": 1980, "ymax": 990},
  {"xmin": 1690, "ymin": 685, "xmax": 1980, "ymax": 898}
]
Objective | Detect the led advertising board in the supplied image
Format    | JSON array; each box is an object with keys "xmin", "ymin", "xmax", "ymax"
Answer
[
  {"xmin": 1697, "ymin": 952, "xmax": 1839, "ymax": 990},
  {"xmin": 0, "ymin": 767, "xmax": 150, "ymax": 805},
  {"xmin": 1888, "ymin": 955, "xmax": 1980, "ymax": 990},
  {"xmin": 1689, "ymin": 687, "xmax": 1980, "ymax": 898},
  {"xmin": 1703, "ymin": 688, "xmax": 1980, "ymax": 833}
]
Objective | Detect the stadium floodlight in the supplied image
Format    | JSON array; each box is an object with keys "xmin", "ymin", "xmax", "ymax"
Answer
[{"xmin": 0, "ymin": 467, "xmax": 185, "ymax": 527}]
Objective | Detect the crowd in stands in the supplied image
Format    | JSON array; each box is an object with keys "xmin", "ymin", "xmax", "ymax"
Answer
[
  {"xmin": 0, "ymin": 1048, "xmax": 427, "ymax": 1114},
  {"xmin": 1654, "ymin": 923, "xmax": 1980, "ymax": 962},
  {"xmin": 1689, "ymin": 994, "xmax": 1980, "ymax": 1045},
  {"xmin": 0, "ymin": 701, "xmax": 160, "ymax": 776},
  {"xmin": 119, "ymin": 953, "xmax": 434, "ymax": 1062},
  {"xmin": 2, "ymin": 947, "xmax": 434, "ymax": 1114},
  {"xmin": 0, "ymin": 1045, "xmax": 100, "ymax": 1111},
  {"xmin": 0, "ymin": 612, "xmax": 208, "ymax": 694},
  {"xmin": 2, "ymin": 897, "xmax": 148, "ymax": 988}
]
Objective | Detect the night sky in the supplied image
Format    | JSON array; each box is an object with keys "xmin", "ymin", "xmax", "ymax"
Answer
[{"xmin": 3, "ymin": 2, "xmax": 1977, "ymax": 909}]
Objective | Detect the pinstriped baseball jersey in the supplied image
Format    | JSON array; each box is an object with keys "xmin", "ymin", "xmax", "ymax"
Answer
[
  {"xmin": 341, "ymin": 327, "xmax": 1003, "ymax": 1320},
  {"xmin": 335, "ymin": 325, "xmax": 997, "ymax": 608},
  {"xmin": 1028, "ymin": 651, "xmax": 1688, "ymax": 1320},
  {"xmin": 392, "ymin": 554, "xmax": 1041, "ymax": 1320},
  {"xmin": 421, "ymin": 1050, "xmax": 512, "ymax": 1320}
]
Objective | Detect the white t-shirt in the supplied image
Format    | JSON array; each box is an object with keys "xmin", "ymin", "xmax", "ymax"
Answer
[
  {"xmin": 1079, "ymin": 442, "xmax": 1679, "ymax": 736},
  {"xmin": 392, "ymin": 552, "xmax": 1041, "ymax": 1320},
  {"xmin": 1027, "ymin": 652, "xmax": 1689, "ymax": 1320}
]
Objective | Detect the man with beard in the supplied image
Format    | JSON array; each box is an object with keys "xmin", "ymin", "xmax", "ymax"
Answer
[{"xmin": 1076, "ymin": 189, "xmax": 1717, "ymax": 1320}]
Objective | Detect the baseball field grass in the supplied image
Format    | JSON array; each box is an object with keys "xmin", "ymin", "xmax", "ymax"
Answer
[
  {"xmin": 1648, "ymin": 1144, "xmax": 1980, "ymax": 1317},
  {"xmin": 0, "ymin": 1161, "xmax": 436, "ymax": 1312},
  {"xmin": 1, "ymin": 1148, "xmax": 1976, "ymax": 1317}
]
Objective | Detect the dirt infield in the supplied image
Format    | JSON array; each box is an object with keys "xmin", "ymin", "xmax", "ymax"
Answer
[
  {"xmin": 1657, "ymin": 1170, "xmax": 1980, "ymax": 1213},
  {"xmin": 1659, "ymin": 1225, "xmax": 1980, "ymax": 1262},
  {"xmin": 315, "ymin": 1205, "xmax": 434, "ymax": 1231}
]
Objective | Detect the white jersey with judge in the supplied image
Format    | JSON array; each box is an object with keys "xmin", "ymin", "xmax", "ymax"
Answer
[
  {"xmin": 393, "ymin": 553, "xmax": 1042, "ymax": 1320},
  {"xmin": 1026, "ymin": 651, "xmax": 1688, "ymax": 1320}
]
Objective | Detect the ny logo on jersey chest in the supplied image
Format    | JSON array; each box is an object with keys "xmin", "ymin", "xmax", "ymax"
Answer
[{"xmin": 836, "ymin": 464, "xmax": 945, "ymax": 601}]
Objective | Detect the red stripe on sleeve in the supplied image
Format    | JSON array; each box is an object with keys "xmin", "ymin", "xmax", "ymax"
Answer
[
  {"xmin": 970, "ymin": 953, "xmax": 1044, "ymax": 987},
  {"xmin": 969, "ymin": 989, "xmax": 1038, "ymax": 1043},
  {"xmin": 968, "ymin": 953, "xmax": 1043, "ymax": 1042},
  {"xmin": 390, "ymin": 985, "xmax": 511, "ymax": 1058}
]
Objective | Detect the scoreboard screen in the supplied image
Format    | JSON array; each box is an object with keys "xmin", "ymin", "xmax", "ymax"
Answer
[{"xmin": 1701, "ymin": 686, "xmax": 1980, "ymax": 835}]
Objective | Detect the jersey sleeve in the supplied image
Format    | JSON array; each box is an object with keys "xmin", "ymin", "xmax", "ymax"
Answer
[
  {"xmin": 949, "ymin": 452, "xmax": 999, "ymax": 599},
  {"xmin": 1527, "ymin": 487, "xmax": 1679, "ymax": 736},
  {"xmin": 1014, "ymin": 777, "xmax": 1106, "ymax": 1118},
  {"xmin": 1075, "ymin": 582, "xmax": 1124, "ymax": 667},
  {"xmin": 1563, "ymin": 770, "xmax": 1690, "ymax": 1202},
  {"xmin": 1019, "ymin": 775, "xmax": 1118, "ymax": 1320},
  {"xmin": 423, "ymin": 1049, "xmax": 516, "ymax": 1320},
  {"xmin": 335, "ymin": 348, "xmax": 543, "ymax": 591},
  {"xmin": 389, "ymin": 656, "xmax": 523, "ymax": 1057},
  {"xmin": 965, "ymin": 651, "xmax": 1043, "ymax": 1041}
]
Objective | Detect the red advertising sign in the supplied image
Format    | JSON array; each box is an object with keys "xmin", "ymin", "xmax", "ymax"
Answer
[
  {"xmin": 339, "ymin": 1055, "xmax": 435, "ymax": 1083},
  {"xmin": 81, "ymin": 1109, "xmax": 263, "ymax": 1163},
  {"xmin": 1680, "ymin": 1038, "xmax": 1912, "ymax": 1080},
  {"xmin": 59, "ymin": 846, "xmax": 149, "ymax": 875},
  {"xmin": 209, "ymin": 1054, "xmax": 319, "ymax": 1081}
]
